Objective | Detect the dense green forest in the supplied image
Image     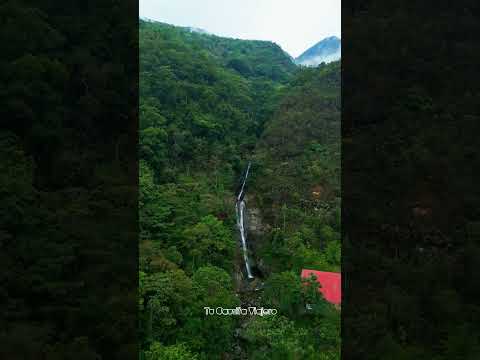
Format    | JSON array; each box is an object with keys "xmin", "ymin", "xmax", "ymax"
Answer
[
  {"xmin": 1, "ymin": 1, "xmax": 138, "ymax": 358},
  {"xmin": 139, "ymin": 19, "xmax": 340, "ymax": 359},
  {"xmin": 342, "ymin": 2, "xmax": 480, "ymax": 358}
]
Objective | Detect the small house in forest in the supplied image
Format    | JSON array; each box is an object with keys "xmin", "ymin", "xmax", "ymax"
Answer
[{"xmin": 301, "ymin": 269, "xmax": 341, "ymax": 307}]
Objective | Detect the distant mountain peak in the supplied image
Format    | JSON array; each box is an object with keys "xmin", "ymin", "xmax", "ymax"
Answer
[{"xmin": 295, "ymin": 36, "xmax": 341, "ymax": 67}]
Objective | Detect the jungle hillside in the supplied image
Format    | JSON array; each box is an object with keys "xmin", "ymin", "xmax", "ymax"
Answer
[{"xmin": 139, "ymin": 19, "xmax": 341, "ymax": 360}]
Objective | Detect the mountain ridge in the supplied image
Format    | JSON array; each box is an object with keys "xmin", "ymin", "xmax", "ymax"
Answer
[{"xmin": 295, "ymin": 36, "xmax": 341, "ymax": 66}]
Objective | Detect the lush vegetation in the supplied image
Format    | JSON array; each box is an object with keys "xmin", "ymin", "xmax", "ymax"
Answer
[
  {"xmin": 1, "ymin": 1, "xmax": 137, "ymax": 358},
  {"xmin": 139, "ymin": 19, "xmax": 340, "ymax": 359},
  {"xmin": 139, "ymin": 20, "xmax": 292, "ymax": 180},
  {"xmin": 244, "ymin": 61, "xmax": 341, "ymax": 360},
  {"xmin": 342, "ymin": 2, "xmax": 480, "ymax": 358},
  {"xmin": 252, "ymin": 62, "xmax": 341, "ymax": 274}
]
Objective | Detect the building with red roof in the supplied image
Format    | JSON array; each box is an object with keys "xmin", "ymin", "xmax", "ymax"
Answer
[{"xmin": 301, "ymin": 269, "xmax": 341, "ymax": 306}]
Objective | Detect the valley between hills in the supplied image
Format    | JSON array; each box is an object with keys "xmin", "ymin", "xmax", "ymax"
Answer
[{"xmin": 139, "ymin": 19, "xmax": 340, "ymax": 360}]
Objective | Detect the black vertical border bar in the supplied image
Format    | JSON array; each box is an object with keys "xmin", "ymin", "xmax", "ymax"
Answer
[
  {"xmin": 342, "ymin": 1, "xmax": 480, "ymax": 359},
  {"xmin": 0, "ymin": 0, "xmax": 139, "ymax": 358}
]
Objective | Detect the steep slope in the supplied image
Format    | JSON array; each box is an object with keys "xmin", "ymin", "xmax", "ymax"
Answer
[
  {"xmin": 243, "ymin": 61, "xmax": 341, "ymax": 360},
  {"xmin": 139, "ymin": 19, "xmax": 296, "ymax": 181},
  {"xmin": 139, "ymin": 19, "xmax": 340, "ymax": 360},
  {"xmin": 253, "ymin": 60, "xmax": 341, "ymax": 274},
  {"xmin": 139, "ymin": 19, "xmax": 298, "ymax": 360},
  {"xmin": 295, "ymin": 36, "xmax": 341, "ymax": 66}
]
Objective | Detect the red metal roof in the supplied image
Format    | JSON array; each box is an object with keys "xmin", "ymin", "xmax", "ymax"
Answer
[{"xmin": 301, "ymin": 269, "xmax": 341, "ymax": 305}]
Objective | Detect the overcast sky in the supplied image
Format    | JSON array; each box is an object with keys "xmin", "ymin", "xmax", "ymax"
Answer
[{"xmin": 139, "ymin": 0, "xmax": 341, "ymax": 58}]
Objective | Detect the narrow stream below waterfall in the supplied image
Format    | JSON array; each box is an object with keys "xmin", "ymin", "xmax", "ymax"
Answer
[{"xmin": 235, "ymin": 162, "xmax": 254, "ymax": 280}]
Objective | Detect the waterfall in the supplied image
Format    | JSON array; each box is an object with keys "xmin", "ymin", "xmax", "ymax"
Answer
[
  {"xmin": 236, "ymin": 162, "xmax": 254, "ymax": 279},
  {"xmin": 237, "ymin": 162, "xmax": 251, "ymax": 201}
]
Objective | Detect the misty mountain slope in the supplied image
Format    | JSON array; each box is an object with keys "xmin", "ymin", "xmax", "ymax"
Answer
[
  {"xmin": 139, "ymin": 19, "xmax": 297, "ymax": 179},
  {"xmin": 295, "ymin": 36, "xmax": 341, "ymax": 66},
  {"xmin": 141, "ymin": 20, "xmax": 296, "ymax": 83}
]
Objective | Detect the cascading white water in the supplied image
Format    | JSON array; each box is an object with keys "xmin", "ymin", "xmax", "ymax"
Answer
[
  {"xmin": 236, "ymin": 162, "xmax": 254, "ymax": 279},
  {"xmin": 237, "ymin": 162, "xmax": 250, "ymax": 201}
]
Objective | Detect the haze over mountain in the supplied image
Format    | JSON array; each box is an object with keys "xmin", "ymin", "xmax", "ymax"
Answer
[
  {"xmin": 295, "ymin": 36, "xmax": 341, "ymax": 66},
  {"xmin": 139, "ymin": 0, "xmax": 341, "ymax": 58},
  {"xmin": 187, "ymin": 26, "xmax": 210, "ymax": 35}
]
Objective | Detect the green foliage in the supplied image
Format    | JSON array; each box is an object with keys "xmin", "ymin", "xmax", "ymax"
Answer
[
  {"xmin": 182, "ymin": 215, "xmax": 235, "ymax": 271},
  {"xmin": 1, "ymin": 2, "xmax": 138, "ymax": 357},
  {"xmin": 244, "ymin": 316, "xmax": 318, "ymax": 360},
  {"xmin": 253, "ymin": 62, "xmax": 341, "ymax": 275},
  {"xmin": 139, "ymin": 20, "xmax": 294, "ymax": 180},
  {"xmin": 145, "ymin": 342, "xmax": 198, "ymax": 360},
  {"xmin": 257, "ymin": 271, "xmax": 340, "ymax": 359},
  {"xmin": 139, "ymin": 266, "xmax": 239, "ymax": 359},
  {"xmin": 241, "ymin": 62, "xmax": 341, "ymax": 359},
  {"xmin": 180, "ymin": 266, "xmax": 239, "ymax": 357},
  {"xmin": 263, "ymin": 271, "xmax": 304, "ymax": 316},
  {"xmin": 139, "ymin": 19, "xmax": 340, "ymax": 360}
]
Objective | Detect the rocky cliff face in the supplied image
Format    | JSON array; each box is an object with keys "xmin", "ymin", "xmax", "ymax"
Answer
[
  {"xmin": 245, "ymin": 195, "xmax": 268, "ymax": 237},
  {"xmin": 246, "ymin": 207, "xmax": 265, "ymax": 235},
  {"xmin": 244, "ymin": 195, "xmax": 270, "ymax": 277}
]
